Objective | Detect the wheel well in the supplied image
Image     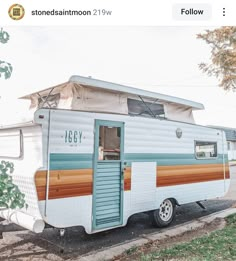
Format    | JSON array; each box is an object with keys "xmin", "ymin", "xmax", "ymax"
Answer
[{"xmin": 169, "ymin": 198, "xmax": 180, "ymax": 206}]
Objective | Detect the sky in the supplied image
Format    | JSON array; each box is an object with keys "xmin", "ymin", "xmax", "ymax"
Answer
[{"xmin": 0, "ymin": 26, "xmax": 236, "ymax": 127}]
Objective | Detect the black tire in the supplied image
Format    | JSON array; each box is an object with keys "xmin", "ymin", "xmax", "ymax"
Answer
[{"xmin": 151, "ymin": 199, "xmax": 176, "ymax": 228}]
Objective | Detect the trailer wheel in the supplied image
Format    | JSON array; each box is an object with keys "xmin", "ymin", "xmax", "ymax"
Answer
[{"xmin": 152, "ymin": 199, "xmax": 176, "ymax": 227}]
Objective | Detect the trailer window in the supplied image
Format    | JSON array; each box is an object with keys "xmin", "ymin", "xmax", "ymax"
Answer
[
  {"xmin": 98, "ymin": 126, "xmax": 120, "ymax": 160},
  {"xmin": 0, "ymin": 129, "xmax": 23, "ymax": 158},
  {"xmin": 38, "ymin": 93, "xmax": 60, "ymax": 108},
  {"xmin": 195, "ymin": 141, "xmax": 217, "ymax": 159},
  {"xmin": 127, "ymin": 98, "xmax": 165, "ymax": 118}
]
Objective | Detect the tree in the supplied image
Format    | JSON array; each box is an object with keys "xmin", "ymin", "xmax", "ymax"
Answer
[
  {"xmin": 197, "ymin": 26, "xmax": 236, "ymax": 91},
  {"xmin": 0, "ymin": 28, "xmax": 13, "ymax": 79},
  {"xmin": 0, "ymin": 161, "xmax": 26, "ymax": 210},
  {"xmin": 0, "ymin": 61, "xmax": 13, "ymax": 79},
  {"xmin": 0, "ymin": 28, "xmax": 25, "ymax": 210}
]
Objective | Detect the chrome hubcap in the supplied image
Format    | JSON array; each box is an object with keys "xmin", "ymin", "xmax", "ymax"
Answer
[{"xmin": 159, "ymin": 199, "xmax": 173, "ymax": 222}]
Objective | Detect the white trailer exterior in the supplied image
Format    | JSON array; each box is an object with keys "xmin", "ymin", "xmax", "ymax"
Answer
[{"xmin": 0, "ymin": 76, "xmax": 230, "ymax": 234}]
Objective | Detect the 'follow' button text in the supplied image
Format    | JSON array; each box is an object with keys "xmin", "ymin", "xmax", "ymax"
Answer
[{"xmin": 173, "ymin": 4, "xmax": 212, "ymax": 21}]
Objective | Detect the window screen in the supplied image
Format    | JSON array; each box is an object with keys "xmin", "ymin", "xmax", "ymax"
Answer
[
  {"xmin": 195, "ymin": 141, "xmax": 217, "ymax": 159},
  {"xmin": 127, "ymin": 98, "xmax": 165, "ymax": 118},
  {"xmin": 38, "ymin": 93, "xmax": 60, "ymax": 108}
]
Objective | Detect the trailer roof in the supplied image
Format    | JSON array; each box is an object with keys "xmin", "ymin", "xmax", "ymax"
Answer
[
  {"xmin": 21, "ymin": 75, "xmax": 204, "ymax": 110},
  {"xmin": 208, "ymin": 126, "xmax": 236, "ymax": 141}
]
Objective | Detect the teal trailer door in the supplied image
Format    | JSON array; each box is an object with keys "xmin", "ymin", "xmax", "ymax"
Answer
[{"xmin": 92, "ymin": 120, "xmax": 124, "ymax": 230}]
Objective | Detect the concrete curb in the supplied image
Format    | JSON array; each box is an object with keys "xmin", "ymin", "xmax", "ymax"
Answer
[{"xmin": 78, "ymin": 207, "xmax": 236, "ymax": 261}]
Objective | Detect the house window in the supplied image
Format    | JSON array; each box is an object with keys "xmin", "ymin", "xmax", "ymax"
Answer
[
  {"xmin": 227, "ymin": 142, "xmax": 231, "ymax": 150},
  {"xmin": 195, "ymin": 141, "xmax": 217, "ymax": 159}
]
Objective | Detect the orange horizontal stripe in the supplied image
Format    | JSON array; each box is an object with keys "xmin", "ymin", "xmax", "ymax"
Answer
[
  {"xmin": 158, "ymin": 177, "xmax": 230, "ymax": 187},
  {"xmin": 35, "ymin": 168, "xmax": 131, "ymax": 200},
  {"xmin": 124, "ymin": 179, "xmax": 131, "ymax": 191},
  {"xmin": 124, "ymin": 167, "xmax": 131, "ymax": 190},
  {"xmin": 158, "ymin": 164, "xmax": 229, "ymax": 170},
  {"xmin": 37, "ymin": 183, "xmax": 93, "ymax": 200},
  {"xmin": 157, "ymin": 164, "xmax": 229, "ymax": 187},
  {"xmin": 35, "ymin": 163, "xmax": 229, "ymax": 200},
  {"xmin": 158, "ymin": 168, "xmax": 228, "ymax": 176},
  {"xmin": 35, "ymin": 169, "xmax": 93, "ymax": 186},
  {"xmin": 35, "ymin": 169, "xmax": 94, "ymax": 200}
]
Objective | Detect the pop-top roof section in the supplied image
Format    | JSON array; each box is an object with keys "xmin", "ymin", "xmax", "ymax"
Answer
[{"xmin": 21, "ymin": 75, "xmax": 204, "ymax": 110}]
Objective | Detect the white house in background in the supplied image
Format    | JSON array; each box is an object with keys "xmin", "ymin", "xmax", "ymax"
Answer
[{"xmin": 209, "ymin": 126, "xmax": 236, "ymax": 161}]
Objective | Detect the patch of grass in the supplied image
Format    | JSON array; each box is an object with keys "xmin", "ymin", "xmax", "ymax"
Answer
[
  {"xmin": 139, "ymin": 214, "xmax": 236, "ymax": 261},
  {"xmin": 125, "ymin": 246, "xmax": 138, "ymax": 255},
  {"xmin": 226, "ymin": 213, "xmax": 236, "ymax": 225}
]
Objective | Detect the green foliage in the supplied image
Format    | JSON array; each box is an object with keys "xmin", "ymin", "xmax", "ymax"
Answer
[
  {"xmin": 226, "ymin": 213, "xmax": 236, "ymax": 225},
  {"xmin": 0, "ymin": 60, "xmax": 13, "ymax": 79},
  {"xmin": 0, "ymin": 28, "xmax": 10, "ymax": 44},
  {"xmin": 0, "ymin": 161, "xmax": 26, "ymax": 209},
  {"xmin": 125, "ymin": 246, "xmax": 138, "ymax": 255},
  {"xmin": 0, "ymin": 27, "xmax": 13, "ymax": 79}
]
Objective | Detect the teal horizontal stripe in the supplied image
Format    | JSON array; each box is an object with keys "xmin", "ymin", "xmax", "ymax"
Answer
[
  {"xmin": 49, "ymin": 153, "xmax": 227, "ymax": 170},
  {"xmin": 124, "ymin": 153, "xmax": 226, "ymax": 166},
  {"xmin": 50, "ymin": 153, "xmax": 93, "ymax": 170}
]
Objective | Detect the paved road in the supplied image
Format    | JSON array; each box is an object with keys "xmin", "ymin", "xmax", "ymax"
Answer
[{"xmin": 0, "ymin": 166, "xmax": 235, "ymax": 260}]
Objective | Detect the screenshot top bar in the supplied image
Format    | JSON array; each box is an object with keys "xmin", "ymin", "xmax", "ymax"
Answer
[{"xmin": 0, "ymin": 0, "xmax": 235, "ymax": 26}]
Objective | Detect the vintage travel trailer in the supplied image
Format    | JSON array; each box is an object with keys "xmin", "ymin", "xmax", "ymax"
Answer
[{"xmin": 0, "ymin": 75, "xmax": 230, "ymax": 234}]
